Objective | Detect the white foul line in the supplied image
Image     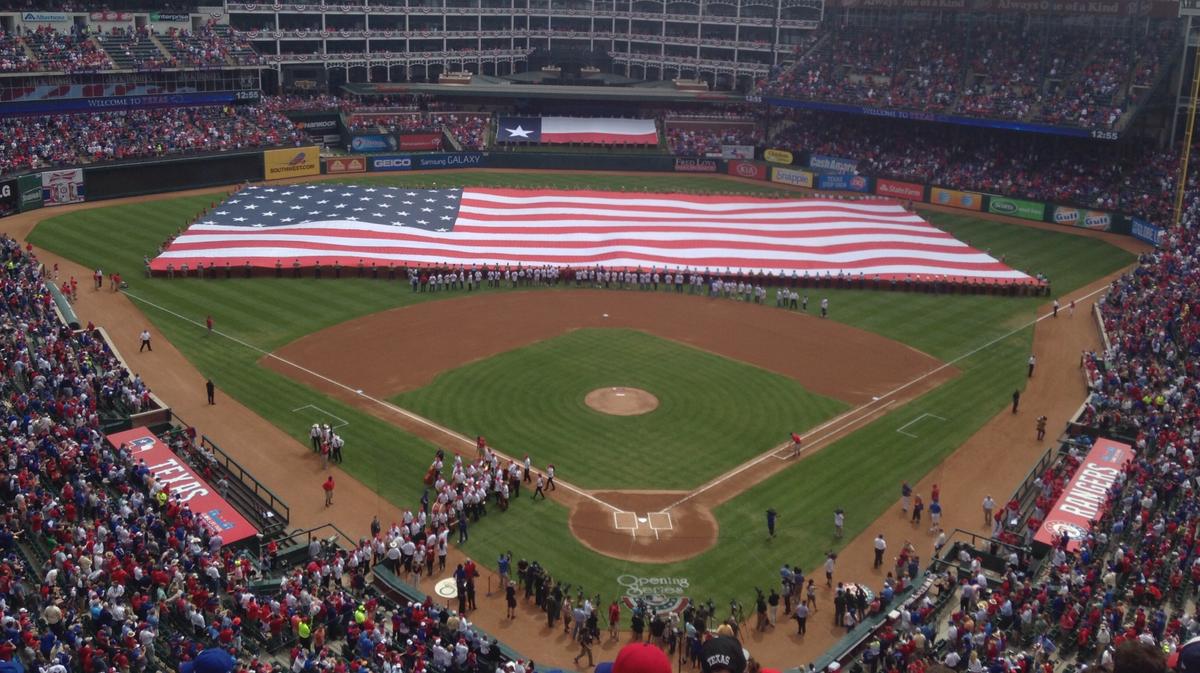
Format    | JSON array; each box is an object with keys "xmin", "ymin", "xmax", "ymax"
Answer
[
  {"xmin": 120, "ymin": 289, "xmax": 620, "ymax": 513},
  {"xmin": 665, "ymin": 284, "xmax": 1108, "ymax": 510}
]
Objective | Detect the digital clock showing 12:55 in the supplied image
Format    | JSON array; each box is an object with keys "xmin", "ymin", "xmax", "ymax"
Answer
[{"xmin": 1090, "ymin": 130, "xmax": 1119, "ymax": 141}]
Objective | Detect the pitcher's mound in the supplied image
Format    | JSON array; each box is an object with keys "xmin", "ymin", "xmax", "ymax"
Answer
[{"xmin": 585, "ymin": 387, "xmax": 659, "ymax": 416}]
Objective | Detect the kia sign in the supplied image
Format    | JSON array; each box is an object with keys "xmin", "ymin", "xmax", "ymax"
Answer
[
  {"xmin": 1033, "ymin": 437, "xmax": 1133, "ymax": 552},
  {"xmin": 106, "ymin": 428, "xmax": 259, "ymax": 545},
  {"xmin": 727, "ymin": 160, "xmax": 766, "ymax": 180}
]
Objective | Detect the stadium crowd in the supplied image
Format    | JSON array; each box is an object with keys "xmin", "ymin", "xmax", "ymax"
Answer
[
  {"xmin": 0, "ymin": 104, "xmax": 305, "ymax": 176},
  {"xmin": 759, "ymin": 21, "xmax": 1174, "ymax": 130},
  {"xmin": 816, "ymin": 195, "xmax": 1200, "ymax": 673}
]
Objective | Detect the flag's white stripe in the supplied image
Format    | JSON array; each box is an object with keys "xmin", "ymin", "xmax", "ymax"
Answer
[
  {"xmin": 457, "ymin": 205, "xmax": 929, "ymax": 223},
  {"xmin": 158, "ymin": 244, "xmax": 1001, "ymax": 264},
  {"xmin": 453, "ymin": 217, "xmax": 942, "ymax": 234},
  {"xmin": 463, "ymin": 191, "xmax": 907, "ymax": 213},
  {"xmin": 154, "ymin": 247, "xmax": 1031, "ymax": 279},
  {"xmin": 540, "ymin": 117, "xmax": 657, "ymax": 135},
  {"xmin": 172, "ymin": 231, "xmax": 972, "ymax": 249}
]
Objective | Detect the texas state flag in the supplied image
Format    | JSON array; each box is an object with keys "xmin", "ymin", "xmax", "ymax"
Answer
[{"xmin": 497, "ymin": 116, "xmax": 659, "ymax": 145}]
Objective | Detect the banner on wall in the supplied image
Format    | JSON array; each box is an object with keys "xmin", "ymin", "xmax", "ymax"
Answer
[
  {"xmin": 764, "ymin": 149, "xmax": 793, "ymax": 165},
  {"xmin": 930, "ymin": 187, "xmax": 982, "ymax": 211},
  {"xmin": 988, "ymin": 196, "xmax": 1045, "ymax": 221},
  {"xmin": 0, "ymin": 178, "xmax": 16, "ymax": 217},
  {"xmin": 874, "ymin": 178, "xmax": 924, "ymax": 201},
  {"xmin": 370, "ymin": 155, "xmax": 413, "ymax": 171},
  {"xmin": 150, "ymin": 12, "xmax": 192, "ymax": 22},
  {"xmin": 674, "ymin": 158, "xmax": 718, "ymax": 173},
  {"xmin": 815, "ymin": 173, "xmax": 871, "ymax": 192},
  {"xmin": 397, "ymin": 132, "xmax": 444, "ymax": 151},
  {"xmin": 1130, "ymin": 217, "xmax": 1163, "ymax": 246},
  {"xmin": 349, "ymin": 134, "xmax": 398, "ymax": 153},
  {"xmin": 807, "ymin": 154, "xmax": 858, "ymax": 174},
  {"xmin": 325, "ymin": 157, "xmax": 366, "ymax": 174},
  {"xmin": 770, "ymin": 166, "xmax": 814, "ymax": 188},
  {"xmin": 1052, "ymin": 206, "xmax": 1113, "ymax": 231},
  {"xmin": 1033, "ymin": 437, "xmax": 1133, "ymax": 552},
  {"xmin": 106, "ymin": 428, "xmax": 259, "ymax": 545},
  {"xmin": 41, "ymin": 169, "xmax": 84, "ymax": 206},
  {"xmin": 263, "ymin": 146, "xmax": 320, "ymax": 179},
  {"xmin": 18, "ymin": 174, "xmax": 42, "ymax": 211},
  {"xmin": 727, "ymin": 160, "xmax": 767, "ymax": 180},
  {"xmin": 719, "ymin": 145, "xmax": 755, "ymax": 160}
]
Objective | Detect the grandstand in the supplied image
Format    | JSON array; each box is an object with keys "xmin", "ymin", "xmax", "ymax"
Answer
[{"xmin": 2, "ymin": 2, "xmax": 1200, "ymax": 673}]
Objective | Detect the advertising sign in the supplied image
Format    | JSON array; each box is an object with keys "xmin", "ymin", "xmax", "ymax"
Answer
[
  {"xmin": 370, "ymin": 155, "xmax": 413, "ymax": 171},
  {"xmin": 288, "ymin": 113, "xmax": 341, "ymax": 135},
  {"xmin": 21, "ymin": 12, "xmax": 70, "ymax": 24},
  {"xmin": 808, "ymin": 154, "xmax": 858, "ymax": 174},
  {"xmin": 0, "ymin": 90, "xmax": 259, "ymax": 119},
  {"xmin": 0, "ymin": 178, "xmax": 16, "ymax": 217},
  {"xmin": 151, "ymin": 12, "xmax": 192, "ymax": 22},
  {"xmin": 674, "ymin": 158, "xmax": 717, "ymax": 173},
  {"xmin": 18, "ymin": 174, "xmax": 42, "ymax": 211},
  {"xmin": 90, "ymin": 11, "xmax": 132, "ymax": 21},
  {"xmin": 325, "ymin": 157, "xmax": 366, "ymax": 174},
  {"xmin": 349, "ymin": 134, "xmax": 398, "ymax": 153},
  {"xmin": 874, "ymin": 178, "xmax": 924, "ymax": 201},
  {"xmin": 988, "ymin": 196, "xmax": 1045, "ymax": 221},
  {"xmin": 719, "ymin": 145, "xmax": 755, "ymax": 160},
  {"xmin": 41, "ymin": 169, "xmax": 84, "ymax": 206},
  {"xmin": 931, "ymin": 187, "xmax": 982, "ymax": 211},
  {"xmin": 263, "ymin": 146, "xmax": 320, "ymax": 179},
  {"xmin": 397, "ymin": 132, "xmax": 444, "ymax": 151},
  {"xmin": 1130, "ymin": 217, "xmax": 1163, "ymax": 246},
  {"xmin": 764, "ymin": 148, "xmax": 794, "ymax": 165},
  {"xmin": 815, "ymin": 173, "xmax": 871, "ymax": 192},
  {"xmin": 106, "ymin": 428, "xmax": 258, "ymax": 545},
  {"xmin": 1052, "ymin": 206, "xmax": 1113, "ymax": 231},
  {"xmin": 413, "ymin": 152, "xmax": 483, "ymax": 169},
  {"xmin": 771, "ymin": 166, "xmax": 814, "ymax": 188},
  {"xmin": 727, "ymin": 160, "xmax": 767, "ymax": 180},
  {"xmin": 1033, "ymin": 437, "xmax": 1133, "ymax": 552}
]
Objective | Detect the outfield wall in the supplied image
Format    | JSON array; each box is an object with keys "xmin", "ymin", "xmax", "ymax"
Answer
[{"xmin": 0, "ymin": 149, "xmax": 1157, "ymax": 242}]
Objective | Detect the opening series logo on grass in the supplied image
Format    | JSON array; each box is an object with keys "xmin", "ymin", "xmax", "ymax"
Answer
[{"xmin": 618, "ymin": 574, "xmax": 691, "ymax": 613}]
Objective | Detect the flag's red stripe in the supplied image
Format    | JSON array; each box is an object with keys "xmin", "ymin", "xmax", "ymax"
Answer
[
  {"xmin": 454, "ymin": 213, "xmax": 944, "ymax": 228},
  {"xmin": 467, "ymin": 188, "xmax": 906, "ymax": 209},
  {"xmin": 534, "ymin": 131, "xmax": 659, "ymax": 144},
  {"xmin": 459, "ymin": 196, "xmax": 909, "ymax": 216},
  {"xmin": 166, "ymin": 237, "xmax": 976, "ymax": 256}
]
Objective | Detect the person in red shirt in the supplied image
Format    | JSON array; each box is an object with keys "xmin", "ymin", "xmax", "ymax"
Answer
[
  {"xmin": 206, "ymin": 315, "xmax": 213, "ymax": 335},
  {"xmin": 323, "ymin": 475, "xmax": 335, "ymax": 506}
]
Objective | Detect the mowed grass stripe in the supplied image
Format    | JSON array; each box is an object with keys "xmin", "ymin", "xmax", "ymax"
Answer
[
  {"xmin": 395, "ymin": 329, "xmax": 847, "ymax": 490},
  {"xmin": 27, "ymin": 172, "xmax": 1134, "ymax": 605}
]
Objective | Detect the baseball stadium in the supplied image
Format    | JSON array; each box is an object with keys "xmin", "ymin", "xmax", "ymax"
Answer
[{"xmin": 0, "ymin": 2, "xmax": 1194, "ymax": 673}]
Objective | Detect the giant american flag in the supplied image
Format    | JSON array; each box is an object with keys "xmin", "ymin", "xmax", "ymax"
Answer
[{"xmin": 149, "ymin": 184, "xmax": 1032, "ymax": 282}]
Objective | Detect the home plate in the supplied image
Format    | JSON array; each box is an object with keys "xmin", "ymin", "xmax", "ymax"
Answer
[
  {"xmin": 637, "ymin": 517, "xmax": 648, "ymax": 524},
  {"xmin": 356, "ymin": 389, "xmax": 364, "ymax": 394},
  {"xmin": 603, "ymin": 313, "xmax": 609, "ymax": 318}
]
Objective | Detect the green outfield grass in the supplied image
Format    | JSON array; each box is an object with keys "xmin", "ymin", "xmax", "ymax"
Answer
[
  {"xmin": 26, "ymin": 171, "xmax": 1135, "ymax": 608},
  {"xmin": 395, "ymin": 328, "xmax": 846, "ymax": 490}
]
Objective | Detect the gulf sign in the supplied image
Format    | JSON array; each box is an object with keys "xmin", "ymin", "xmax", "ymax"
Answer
[
  {"xmin": 106, "ymin": 428, "xmax": 258, "ymax": 545},
  {"xmin": 727, "ymin": 160, "xmax": 767, "ymax": 180},
  {"xmin": 1033, "ymin": 437, "xmax": 1132, "ymax": 552}
]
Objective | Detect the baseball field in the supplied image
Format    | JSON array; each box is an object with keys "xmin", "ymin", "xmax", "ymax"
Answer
[{"xmin": 28, "ymin": 170, "xmax": 1134, "ymax": 614}]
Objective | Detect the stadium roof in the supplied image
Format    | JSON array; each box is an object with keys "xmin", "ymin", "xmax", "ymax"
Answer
[{"xmin": 340, "ymin": 81, "xmax": 745, "ymax": 103}]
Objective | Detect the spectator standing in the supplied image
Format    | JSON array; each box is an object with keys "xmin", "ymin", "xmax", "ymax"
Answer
[{"xmin": 323, "ymin": 475, "xmax": 335, "ymax": 506}]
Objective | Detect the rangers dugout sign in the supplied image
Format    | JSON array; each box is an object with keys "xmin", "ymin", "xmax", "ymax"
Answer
[{"xmin": 618, "ymin": 574, "xmax": 690, "ymax": 613}]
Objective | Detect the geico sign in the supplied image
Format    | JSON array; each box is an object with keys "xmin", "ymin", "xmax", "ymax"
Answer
[{"xmin": 375, "ymin": 158, "xmax": 412, "ymax": 168}]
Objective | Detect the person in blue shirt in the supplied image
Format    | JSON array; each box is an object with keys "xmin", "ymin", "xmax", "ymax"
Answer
[{"xmin": 766, "ymin": 508, "xmax": 779, "ymax": 538}]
